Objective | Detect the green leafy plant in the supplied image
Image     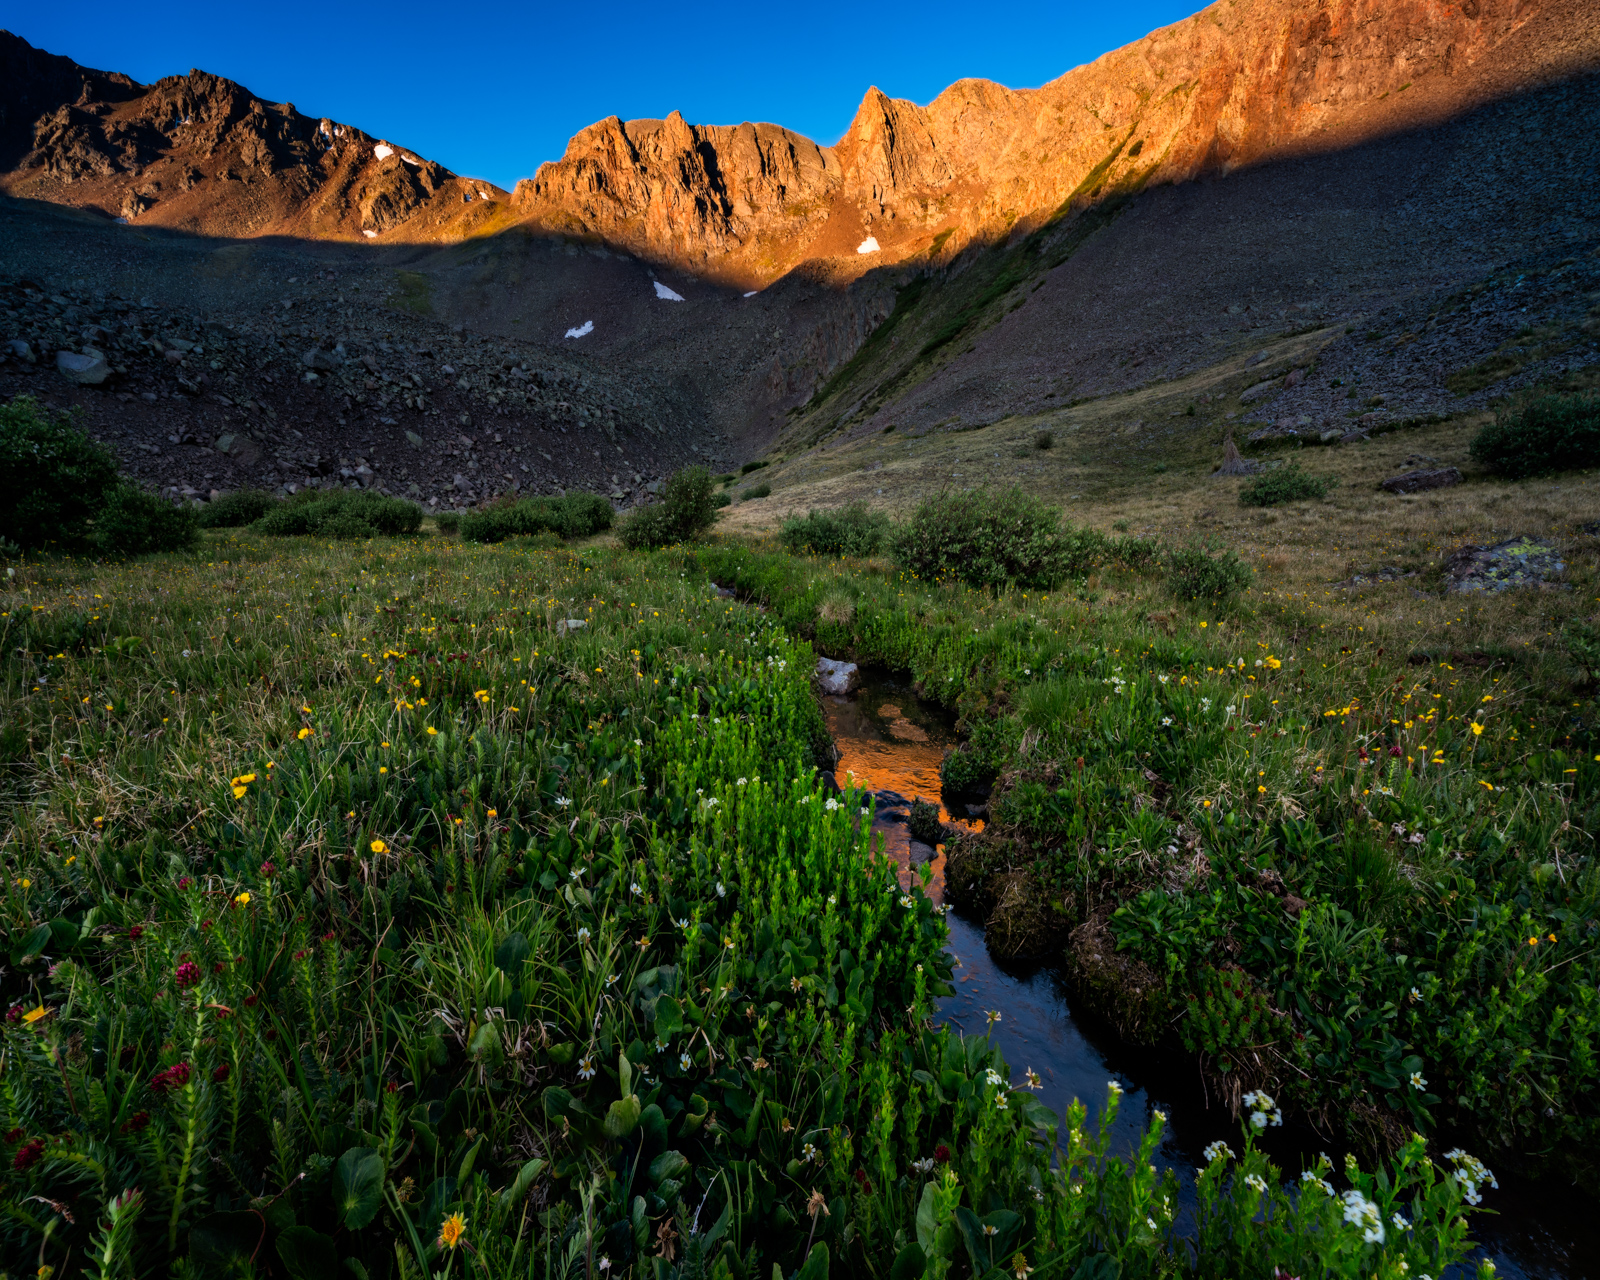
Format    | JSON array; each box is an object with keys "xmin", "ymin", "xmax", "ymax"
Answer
[
  {"xmin": 617, "ymin": 466, "xmax": 718, "ymax": 549},
  {"xmin": 253, "ymin": 491, "xmax": 423, "ymax": 539},
  {"xmin": 459, "ymin": 493, "xmax": 614, "ymax": 543},
  {"xmin": 741, "ymin": 482, "xmax": 772, "ymax": 501},
  {"xmin": 1470, "ymin": 393, "xmax": 1600, "ymax": 478},
  {"xmin": 197, "ymin": 489, "xmax": 278, "ymax": 528},
  {"xmin": 894, "ymin": 487, "xmax": 1106, "ymax": 590},
  {"xmin": 1165, "ymin": 542, "xmax": 1253, "ymax": 600},
  {"xmin": 781, "ymin": 504, "xmax": 893, "ymax": 558},
  {"xmin": 93, "ymin": 484, "xmax": 200, "ymax": 556},
  {"xmin": 435, "ymin": 511, "xmax": 461, "ymax": 534},
  {"xmin": 1238, "ymin": 465, "xmax": 1335, "ymax": 507},
  {"xmin": 0, "ymin": 395, "xmax": 119, "ymax": 549}
]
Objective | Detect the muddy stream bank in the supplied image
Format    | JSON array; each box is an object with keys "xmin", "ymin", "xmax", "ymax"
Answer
[{"xmin": 819, "ymin": 669, "xmax": 1595, "ymax": 1280}]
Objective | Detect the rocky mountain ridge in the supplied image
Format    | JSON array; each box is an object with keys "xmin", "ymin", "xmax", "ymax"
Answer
[
  {"xmin": 514, "ymin": 0, "xmax": 1596, "ymax": 285},
  {"xmin": 0, "ymin": 30, "xmax": 504, "ymax": 242}
]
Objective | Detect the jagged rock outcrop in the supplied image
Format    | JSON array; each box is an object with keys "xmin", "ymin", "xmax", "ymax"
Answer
[
  {"xmin": 514, "ymin": 0, "xmax": 1594, "ymax": 285},
  {"xmin": 0, "ymin": 30, "xmax": 503, "ymax": 241}
]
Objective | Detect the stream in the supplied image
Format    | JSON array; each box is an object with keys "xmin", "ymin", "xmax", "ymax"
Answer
[{"xmin": 821, "ymin": 670, "xmax": 1595, "ymax": 1280}]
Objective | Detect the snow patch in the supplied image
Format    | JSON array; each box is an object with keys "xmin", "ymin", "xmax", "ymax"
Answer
[
  {"xmin": 653, "ymin": 281, "xmax": 685, "ymax": 302},
  {"xmin": 743, "ymin": 290, "xmax": 758, "ymax": 298},
  {"xmin": 478, "ymin": 190, "xmax": 493, "ymax": 201},
  {"xmin": 856, "ymin": 236, "xmax": 880, "ymax": 254},
  {"xmin": 401, "ymin": 154, "xmax": 421, "ymax": 167},
  {"xmin": 564, "ymin": 321, "xmax": 594, "ymax": 339},
  {"xmin": 362, "ymin": 229, "xmax": 378, "ymax": 239},
  {"xmin": 114, "ymin": 217, "xmax": 129, "ymax": 225},
  {"xmin": 373, "ymin": 144, "xmax": 394, "ymax": 160}
]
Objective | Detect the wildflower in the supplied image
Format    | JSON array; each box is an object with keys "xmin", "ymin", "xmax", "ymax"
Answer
[
  {"xmin": 986, "ymin": 1009, "xmax": 1003, "ymax": 1029},
  {"xmin": 934, "ymin": 1144, "xmax": 951, "ymax": 1163},
  {"xmin": 555, "ymin": 796, "xmax": 572, "ymax": 808},
  {"xmin": 802, "ymin": 1141, "xmax": 819, "ymax": 1163},
  {"xmin": 724, "ymin": 936, "xmax": 735, "ymax": 951},
  {"xmin": 437, "ymin": 1212, "xmax": 466, "ymax": 1250},
  {"xmin": 983, "ymin": 1224, "xmax": 999, "ymax": 1238},
  {"xmin": 995, "ymin": 1094, "xmax": 1009, "ymax": 1110},
  {"xmin": 1013, "ymin": 1254, "xmax": 1033, "ymax": 1278},
  {"xmin": 213, "ymin": 1063, "xmax": 231, "ymax": 1083},
  {"xmin": 911, "ymin": 1156, "xmax": 936, "ymax": 1174},
  {"xmin": 1471, "ymin": 722, "xmax": 1484, "ymax": 736},
  {"xmin": 426, "ymin": 727, "xmax": 438, "ymax": 736},
  {"xmin": 577, "ymin": 927, "xmax": 591, "ymax": 944},
  {"xmin": 824, "ymin": 797, "xmax": 840, "ymax": 812},
  {"xmin": 1202, "ymin": 1141, "xmax": 1235, "ymax": 1164},
  {"xmin": 149, "ymin": 1062, "xmax": 192, "ymax": 1094},
  {"xmin": 22, "ymin": 1006, "xmax": 47, "ymax": 1025},
  {"xmin": 677, "ymin": 918, "xmax": 690, "ymax": 930},
  {"xmin": 1107, "ymin": 1079, "xmax": 1123, "ymax": 1095},
  {"xmin": 1341, "ymin": 1189, "xmax": 1385, "ymax": 1244},
  {"xmin": 631, "ymin": 882, "xmax": 643, "ymax": 895},
  {"xmin": 1158, "ymin": 674, "xmax": 1169, "ymax": 684},
  {"xmin": 680, "ymin": 1052, "xmax": 693, "ymax": 1071},
  {"xmin": 1161, "ymin": 717, "xmax": 1173, "ymax": 727},
  {"xmin": 1245, "ymin": 1173, "xmax": 1267, "ymax": 1193},
  {"xmin": 1410, "ymin": 987, "xmax": 1422, "ymax": 1001},
  {"xmin": 12, "ymin": 1138, "xmax": 44, "ymax": 1170},
  {"xmin": 577, "ymin": 1055, "xmax": 597, "ymax": 1080},
  {"xmin": 1025, "ymin": 1068, "xmax": 1042, "ymax": 1090},
  {"xmin": 1392, "ymin": 1211, "xmax": 1410, "ymax": 1230},
  {"xmin": 234, "ymin": 891, "xmax": 251, "ymax": 907},
  {"xmin": 128, "ymin": 925, "xmax": 144, "ymax": 940},
  {"xmin": 899, "ymin": 894, "xmax": 914, "ymax": 909},
  {"xmin": 174, "ymin": 962, "xmax": 201, "ymax": 989},
  {"xmin": 1409, "ymin": 1071, "xmax": 1427, "ymax": 1090},
  {"xmin": 716, "ymin": 882, "xmax": 727, "ymax": 897},
  {"xmin": 297, "ymin": 727, "xmax": 312, "ymax": 740},
  {"xmin": 370, "ymin": 839, "xmax": 387, "ymax": 854},
  {"xmin": 599, "ymin": 1258, "xmax": 611, "ymax": 1272},
  {"xmin": 569, "ymin": 867, "xmax": 582, "ymax": 881},
  {"xmin": 986, "ymin": 1069, "xmax": 1004, "ymax": 1087}
]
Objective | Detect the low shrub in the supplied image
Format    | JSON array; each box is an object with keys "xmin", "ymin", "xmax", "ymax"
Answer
[
  {"xmin": 1470, "ymin": 393, "xmax": 1600, "ymax": 478},
  {"xmin": 1035, "ymin": 429, "xmax": 1054, "ymax": 450},
  {"xmin": 780, "ymin": 503, "xmax": 893, "ymax": 558},
  {"xmin": 617, "ymin": 466, "xmax": 718, "ymax": 549},
  {"xmin": 1239, "ymin": 465, "xmax": 1335, "ymax": 507},
  {"xmin": 1166, "ymin": 541, "xmax": 1253, "ymax": 601},
  {"xmin": 894, "ymin": 487, "xmax": 1105, "ymax": 590},
  {"xmin": 435, "ymin": 511, "xmax": 461, "ymax": 534},
  {"xmin": 0, "ymin": 395, "xmax": 119, "ymax": 549},
  {"xmin": 94, "ymin": 484, "xmax": 199, "ymax": 556},
  {"xmin": 741, "ymin": 482, "xmax": 772, "ymax": 500},
  {"xmin": 253, "ymin": 491, "xmax": 422, "ymax": 540},
  {"xmin": 459, "ymin": 492, "xmax": 614, "ymax": 543},
  {"xmin": 908, "ymin": 798, "xmax": 945, "ymax": 846},
  {"xmin": 740, "ymin": 459, "xmax": 769, "ymax": 474},
  {"xmin": 713, "ymin": 491, "xmax": 732, "ymax": 509},
  {"xmin": 197, "ymin": 489, "xmax": 277, "ymax": 528}
]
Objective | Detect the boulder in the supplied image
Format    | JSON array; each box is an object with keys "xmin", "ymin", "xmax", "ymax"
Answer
[
  {"xmin": 1240, "ymin": 378, "xmax": 1280, "ymax": 403},
  {"xmin": 908, "ymin": 840, "xmax": 937, "ymax": 866},
  {"xmin": 815, "ymin": 657, "xmax": 859, "ymax": 695},
  {"xmin": 405, "ymin": 430, "xmax": 424, "ymax": 448},
  {"xmin": 1447, "ymin": 538, "xmax": 1566, "ymax": 594},
  {"xmin": 301, "ymin": 348, "xmax": 339, "ymax": 371},
  {"xmin": 1283, "ymin": 367, "xmax": 1306, "ymax": 388},
  {"xmin": 55, "ymin": 350, "xmax": 110, "ymax": 385},
  {"xmin": 5, "ymin": 339, "xmax": 35, "ymax": 363},
  {"xmin": 1381, "ymin": 467, "xmax": 1461, "ymax": 494}
]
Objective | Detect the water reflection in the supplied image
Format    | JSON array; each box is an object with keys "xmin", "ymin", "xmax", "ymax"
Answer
[{"xmin": 820, "ymin": 670, "xmax": 1594, "ymax": 1280}]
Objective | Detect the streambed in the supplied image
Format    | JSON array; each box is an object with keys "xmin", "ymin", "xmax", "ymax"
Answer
[{"xmin": 820, "ymin": 670, "xmax": 1595, "ymax": 1280}]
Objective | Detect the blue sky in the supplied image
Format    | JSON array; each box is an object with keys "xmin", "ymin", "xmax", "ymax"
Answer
[{"xmin": 8, "ymin": 1, "xmax": 1203, "ymax": 190}]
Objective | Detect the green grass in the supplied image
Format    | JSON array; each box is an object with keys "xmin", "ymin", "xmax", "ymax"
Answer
[{"xmin": 0, "ymin": 532, "xmax": 1513, "ymax": 1278}]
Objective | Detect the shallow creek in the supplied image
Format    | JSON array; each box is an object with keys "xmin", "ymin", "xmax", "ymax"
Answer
[{"xmin": 821, "ymin": 671, "xmax": 1594, "ymax": 1280}]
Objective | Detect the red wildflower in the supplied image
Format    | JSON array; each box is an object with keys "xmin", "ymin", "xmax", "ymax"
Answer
[
  {"xmin": 200, "ymin": 920, "xmax": 213, "ymax": 932},
  {"xmin": 5, "ymin": 1005, "xmax": 21, "ymax": 1024},
  {"xmin": 243, "ymin": 994, "xmax": 258, "ymax": 1008},
  {"xmin": 384, "ymin": 1080, "xmax": 400, "ymax": 1094},
  {"xmin": 212, "ymin": 961, "xmax": 226, "ymax": 974},
  {"xmin": 934, "ymin": 1144, "xmax": 951, "ymax": 1164},
  {"xmin": 322, "ymin": 931, "xmax": 335, "ymax": 942},
  {"xmin": 176, "ymin": 877, "xmax": 192, "ymax": 890},
  {"xmin": 292, "ymin": 949, "xmax": 309, "ymax": 961},
  {"xmin": 127, "ymin": 925, "xmax": 144, "ymax": 940},
  {"xmin": 259, "ymin": 861, "xmax": 276, "ymax": 877},
  {"xmin": 212, "ymin": 1063, "xmax": 231, "ymax": 1083},
  {"xmin": 3, "ymin": 1128, "xmax": 21, "ymax": 1143},
  {"xmin": 149, "ymin": 1063, "xmax": 191, "ymax": 1094},
  {"xmin": 173, "ymin": 962, "xmax": 201, "ymax": 989},
  {"xmin": 119, "ymin": 1111, "xmax": 150, "ymax": 1133},
  {"xmin": 12, "ymin": 1139, "xmax": 44, "ymax": 1170}
]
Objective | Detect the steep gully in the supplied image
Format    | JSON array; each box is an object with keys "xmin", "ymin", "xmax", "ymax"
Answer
[{"xmin": 823, "ymin": 672, "xmax": 1596, "ymax": 1280}]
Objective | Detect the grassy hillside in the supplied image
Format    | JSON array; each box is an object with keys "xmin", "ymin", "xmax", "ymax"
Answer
[{"xmin": 0, "ymin": 526, "xmax": 1504, "ymax": 1279}]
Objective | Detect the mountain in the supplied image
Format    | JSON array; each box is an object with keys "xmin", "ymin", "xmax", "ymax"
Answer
[
  {"xmin": 1, "ymin": 0, "xmax": 1598, "ymax": 516},
  {"xmin": 513, "ymin": 0, "xmax": 1598, "ymax": 286},
  {"xmin": 0, "ymin": 30, "xmax": 504, "ymax": 241}
]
